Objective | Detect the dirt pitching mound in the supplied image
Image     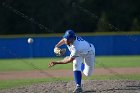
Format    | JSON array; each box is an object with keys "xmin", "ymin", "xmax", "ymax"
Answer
[{"xmin": 0, "ymin": 80, "xmax": 140, "ymax": 93}]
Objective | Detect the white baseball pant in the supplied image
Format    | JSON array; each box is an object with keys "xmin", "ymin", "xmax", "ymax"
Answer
[{"xmin": 73, "ymin": 44, "xmax": 95, "ymax": 76}]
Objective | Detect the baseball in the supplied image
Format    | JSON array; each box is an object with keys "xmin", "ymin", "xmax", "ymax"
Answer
[{"xmin": 27, "ymin": 38, "xmax": 34, "ymax": 44}]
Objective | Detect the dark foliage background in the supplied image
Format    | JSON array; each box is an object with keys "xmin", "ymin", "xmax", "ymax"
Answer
[{"xmin": 0, "ymin": 0, "xmax": 140, "ymax": 34}]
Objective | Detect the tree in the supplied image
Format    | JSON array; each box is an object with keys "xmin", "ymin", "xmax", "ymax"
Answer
[
  {"xmin": 131, "ymin": 18, "xmax": 140, "ymax": 31},
  {"xmin": 96, "ymin": 12, "xmax": 110, "ymax": 32}
]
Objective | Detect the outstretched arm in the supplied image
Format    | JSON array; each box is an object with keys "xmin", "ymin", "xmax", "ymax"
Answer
[
  {"xmin": 55, "ymin": 38, "xmax": 65, "ymax": 48},
  {"xmin": 48, "ymin": 57, "xmax": 75, "ymax": 67}
]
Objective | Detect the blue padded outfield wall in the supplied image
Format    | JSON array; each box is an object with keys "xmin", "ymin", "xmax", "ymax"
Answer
[{"xmin": 0, "ymin": 34, "xmax": 140, "ymax": 58}]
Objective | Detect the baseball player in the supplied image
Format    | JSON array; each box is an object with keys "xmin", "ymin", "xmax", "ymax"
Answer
[{"xmin": 48, "ymin": 30, "xmax": 95, "ymax": 93}]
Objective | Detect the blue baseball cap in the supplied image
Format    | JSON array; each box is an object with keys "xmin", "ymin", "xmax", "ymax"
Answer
[{"xmin": 63, "ymin": 30, "xmax": 76, "ymax": 40}]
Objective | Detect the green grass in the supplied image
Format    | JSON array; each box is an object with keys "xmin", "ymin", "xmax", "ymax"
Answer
[
  {"xmin": 0, "ymin": 55, "xmax": 140, "ymax": 71},
  {"xmin": 0, "ymin": 74, "xmax": 140, "ymax": 90},
  {"xmin": 0, "ymin": 55, "xmax": 140, "ymax": 90},
  {"xmin": 95, "ymin": 55, "xmax": 140, "ymax": 68},
  {"xmin": 86, "ymin": 74, "xmax": 140, "ymax": 80}
]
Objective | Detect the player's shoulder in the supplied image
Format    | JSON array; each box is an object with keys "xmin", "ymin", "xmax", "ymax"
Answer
[{"xmin": 75, "ymin": 36, "xmax": 85, "ymax": 42}]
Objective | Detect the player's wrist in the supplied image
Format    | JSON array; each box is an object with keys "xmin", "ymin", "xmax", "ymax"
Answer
[{"xmin": 55, "ymin": 45, "xmax": 59, "ymax": 48}]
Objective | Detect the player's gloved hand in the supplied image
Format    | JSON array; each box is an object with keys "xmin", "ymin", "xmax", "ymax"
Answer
[
  {"xmin": 54, "ymin": 47, "xmax": 66, "ymax": 56},
  {"xmin": 48, "ymin": 62, "xmax": 56, "ymax": 67}
]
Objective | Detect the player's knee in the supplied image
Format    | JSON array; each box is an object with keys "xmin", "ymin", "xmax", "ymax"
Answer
[
  {"xmin": 73, "ymin": 63, "xmax": 82, "ymax": 71},
  {"xmin": 84, "ymin": 73, "xmax": 92, "ymax": 77},
  {"xmin": 83, "ymin": 68, "xmax": 93, "ymax": 76}
]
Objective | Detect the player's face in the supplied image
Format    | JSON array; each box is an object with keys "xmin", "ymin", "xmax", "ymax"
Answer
[{"xmin": 64, "ymin": 38, "xmax": 72, "ymax": 45}]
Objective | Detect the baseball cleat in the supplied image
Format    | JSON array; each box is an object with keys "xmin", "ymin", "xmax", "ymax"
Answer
[{"xmin": 73, "ymin": 86, "xmax": 83, "ymax": 93}]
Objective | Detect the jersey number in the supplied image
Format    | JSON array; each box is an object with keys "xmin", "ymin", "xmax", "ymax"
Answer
[{"xmin": 77, "ymin": 37, "xmax": 84, "ymax": 41}]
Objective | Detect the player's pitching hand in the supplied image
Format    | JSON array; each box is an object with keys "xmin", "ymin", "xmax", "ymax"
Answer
[{"xmin": 48, "ymin": 62, "xmax": 56, "ymax": 67}]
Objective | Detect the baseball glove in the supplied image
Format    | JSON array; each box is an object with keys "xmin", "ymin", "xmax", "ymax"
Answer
[{"xmin": 54, "ymin": 47, "xmax": 66, "ymax": 56}]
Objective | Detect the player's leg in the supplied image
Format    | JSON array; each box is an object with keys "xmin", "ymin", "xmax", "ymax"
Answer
[
  {"xmin": 73, "ymin": 57, "xmax": 83, "ymax": 92},
  {"xmin": 83, "ymin": 44, "xmax": 95, "ymax": 76}
]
